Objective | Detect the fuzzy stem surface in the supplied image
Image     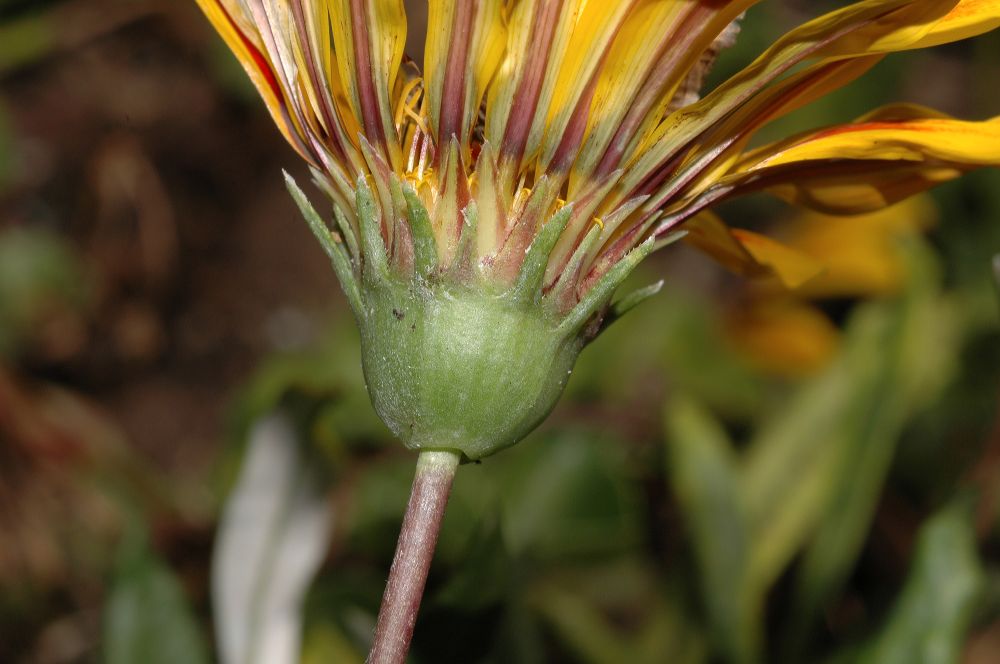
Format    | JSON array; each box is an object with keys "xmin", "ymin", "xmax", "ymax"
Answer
[{"xmin": 367, "ymin": 449, "xmax": 461, "ymax": 664}]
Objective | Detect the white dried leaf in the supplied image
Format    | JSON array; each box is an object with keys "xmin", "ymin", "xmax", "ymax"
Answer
[{"xmin": 213, "ymin": 412, "xmax": 332, "ymax": 664}]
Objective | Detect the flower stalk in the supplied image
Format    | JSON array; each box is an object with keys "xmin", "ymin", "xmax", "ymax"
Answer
[{"xmin": 368, "ymin": 450, "xmax": 460, "ymax": 664}]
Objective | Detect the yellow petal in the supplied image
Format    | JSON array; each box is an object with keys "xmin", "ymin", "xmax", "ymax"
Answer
[
  {"xmin": 731, "ymin": 229, "xmax": 825, "ymax": 289},
  {"xmin": 485, "ymin": 0, "xmax": 585, "ymax": 184},
  {"xmin": 424, "ymin": 0, "xmax": 506, "ymax": 152},
  {"xmin": 781, "ymin": 197, "xmax": 938, "ymax": 298},
  {"xmin": 569, "ymin": 1, "xmax": 691, "ymax": 186},
  {"xmin": 683, "ymin": 210, "xmax": 758, "ymax": 275},
  {"xmin": 536, "ymin": 2, "xmax": 635, "ymax": 173},
  {"xmin": 763, "ymin": 164, "xmax": 963, "ymax": 215},
  {"xmin": 649, "ymin": 55, "xmax": 883, "ymax": 211},
  {"xmin": 571, "ymin": 1, "xmax": 759, "ymax": 193},
  {"xmin": 727, "ymin": 300, "xmax": 840, "ymax": 378},
  {"xmin": 620, "ymin": 0, "xmax": 997, "ymax": 212},
  {"xmin": 703, "ymin": 106, "xmax": 1000, "ymax": 215},
  {"xmin": 329, "ymin": 0, "xmax": 407, "ymax": 167},
  {"xmin": 746, "ymin": 114, "xmax": 1000, "ymax": 169},
  {"xmin": 684, "ymin": 211, "xmax": 824, "ymax": 289},
  {"xmin": 193, "ymin": 0, "xmax": 300, "ymax": 153},
  {"xmin": 845, "ymin": 0, "xmax": 1000, "ymax": 52}
]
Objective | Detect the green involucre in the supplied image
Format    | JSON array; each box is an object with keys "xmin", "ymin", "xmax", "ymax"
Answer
[{"xmin": 287, "ymin": 174, "xmax": 661, "ymax": 460}]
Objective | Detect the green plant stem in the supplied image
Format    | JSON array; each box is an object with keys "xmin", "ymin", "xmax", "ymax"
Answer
[{"xmin": 367, "ymin": 449, "xmax": 461, "ymax": 664}]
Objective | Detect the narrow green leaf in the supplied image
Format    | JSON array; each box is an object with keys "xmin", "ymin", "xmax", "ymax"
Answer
[
  {"xmin": 498, "ymin": 431, "xmax": 641, "ymax": 560},
  {"xmin": 510, "ymin": 203, "xmax": 574, "ymax": 305},
  {"xmin": 531, "ymin": 588, "xmax": 631, "ymax": 664},
  {"xmin": 742, "ymin": 354, "xmax": 858, "ymax": 589},
  {"xmin": 284, "ymin": 172, "xmax": 362, "ymax": 315},
  {"xmin": 853, "ymin": 504, "xmax": 983, "ymax": 664},
  {"xmin": 742, "ymin": 255, "xmax": 943, "ymax": 591},
  {"xmin": 530, "ymin": 560, "xmax": 708, "ymax": 664},
  {"xmin": 780, "ymin": 244, "xmax": 955, "ymax": 656},
  {"xmin": 104, "ymin": 526, "xmax": 210, "ymax": 664},
  {"xmin": 665, "ymin": 397, "xmax": 760, "ymax": 664}
]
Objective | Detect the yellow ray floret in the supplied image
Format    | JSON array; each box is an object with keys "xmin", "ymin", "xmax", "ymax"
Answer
[{"xmin": 193, "ymin": 0, "xmax": 1000, "ymax": 304}]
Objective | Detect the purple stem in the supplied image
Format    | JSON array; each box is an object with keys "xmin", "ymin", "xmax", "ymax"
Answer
[{"xmin": 367, "ymin": 450, "xmax": 461, "ymax": 664}]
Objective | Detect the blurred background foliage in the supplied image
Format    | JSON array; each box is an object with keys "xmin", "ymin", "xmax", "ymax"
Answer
[{"xmin": 0, "ymin": 1, "xmax": 998, "ymax": 663}]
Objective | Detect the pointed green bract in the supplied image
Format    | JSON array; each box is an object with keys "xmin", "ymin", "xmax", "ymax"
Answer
[
  {"xmin": 401, "ymin": 182, "xmax": 439, "ymax": 279},
  {"xmin": 497, "ymin": 176, "xmax": 557, "ymax": 272},
  {"xmin": 449, "ymin": 201, "xmax": 480, "ymax": 280},
  {"xmin": 355, "ymin": 176, "xmax": 389, "ymax": 283},
  {"xmin": 548, "ymin": 222, "xmax": 604, "ymax": 313},
  {"xmin": 331, "ymin": 204, "xmax": 361, "ymax": 265},
  {"xmin": 558, "ymin": 238, "xmax": 658, "ymax": 337},
  {"xmin": 511, "ymin": 203, "xmax": 574, "ymax": 305},
  {"xmin": 652, "ymin": 230, "xmax": 689, "ymax": 253},
  {"xmin": 284, "ymin": 172, "xmax": 362, "ymax": 315},
  {"xmin": 598, "ymin": 279, "xmax": 665, "ymax": 334},
  {"xmin": 311, "ymin": 170, "xmax": 361, "ymax": 263}
]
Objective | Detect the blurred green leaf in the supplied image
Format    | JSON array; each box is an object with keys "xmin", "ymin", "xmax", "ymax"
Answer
[
  {"xmin": 432, "ymin": 518, "xmax": 511, "ymax": 611},
  {"xmin": 0, "ymin": 101, "xmax": 11, "ymax": 188},
  {"xmin": 743, "ymin": 244, "xmax": 954, "ymax": 600},
  {"xmin": 300, "ymin": 621, "xmax": 364, "ymax": 664},
  {"xmin": 788, "ymin": 246, "xmax": 957, "ymax": 649},
  {"xmin": 992, "ymin": 254, "xmax": 1000, "ymax": 308},
  {"xmin": 532, "ymin": 587, "xmax": 632, "ymax": 664},
  {"xmin": 852, "ymin": 504, "xmax": 983, "ymax": 664},
  {"xmin": 0, "ymin": 227, "xmax": 90, "ymax": 358},
  {"xmin": 498, "ymin": 430, "xmax": 642, "ymax": 561},
  {"xmin": 741, "ymin": 351, "xmax": 851, "ymax": 588},
  {"xmin": 489, "ymin": 598, "xmax": 549, "ymax": 664},
  {"xmin": 343, "ymin": 457, "xmax": 417, "ymax": 560},
  {"xmin": 228, "ymin": 320, "xmax": 384, "ymax": 448},
  {"xmin": 572, "ymin": 275, "xmax": 773, "ymax": 419},
  {"xmin": 222, "ymin": 320, "xmax": 390, "ymax": 500},
  {"xmin": 341, "ymin": 453, "xmax": 499, "ymax": 578},
  {"xmin": 104, "ymin": 526, "xmax": 209, "ymax": 664},
  {"xmin": 0, "ymin": 10, "xmax": 55, "ymax": 73},
  {"xmin": 531, "ymin": 562, "xmax": 708, "ymax": 664},
  {"xmin": 665, "ymin": 397, "xmax": 759, "ymax": 664}
]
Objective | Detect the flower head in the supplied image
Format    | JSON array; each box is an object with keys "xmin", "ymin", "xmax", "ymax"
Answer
[{"xmin": 196, "ymin": 0, "xmax": 1000, "ymax": 458}]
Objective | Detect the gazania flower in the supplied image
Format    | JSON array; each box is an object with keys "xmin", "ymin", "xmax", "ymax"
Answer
[
  {"xmin": 196, "ymin": 0, "xmax": 999, "ymax": 458},
  {"xmin": 194, "ymin": 1, "xmax": 1000, "ymax": 661}
]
